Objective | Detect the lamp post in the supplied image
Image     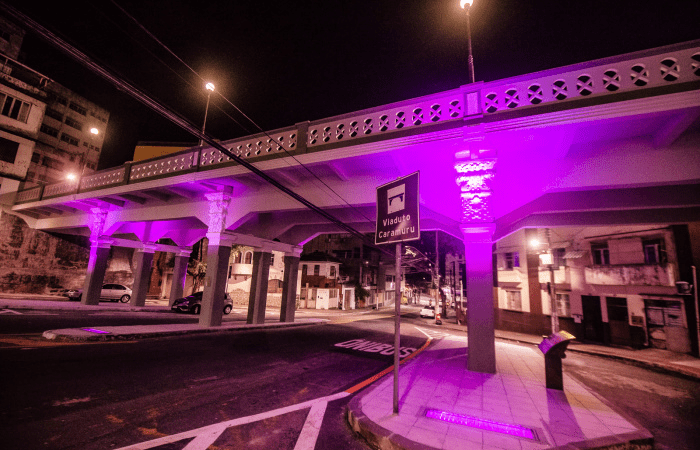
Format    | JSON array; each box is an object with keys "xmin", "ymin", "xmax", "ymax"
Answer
[
  {"xmin": 460, "ymin": 0, "xmax": 476, "ymax": 84},
  {"xmin": 199, "ymin": 82, "xmax": 215, "ymax": 146},
  {"xmin": 531, "ymin": 229, "xmax": 559, "ymax": 333}
]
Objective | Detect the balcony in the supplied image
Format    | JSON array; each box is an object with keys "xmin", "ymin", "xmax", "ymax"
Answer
[{"xmin": 584, "ymin": 264, "xmax": 675, "ymax": 286}]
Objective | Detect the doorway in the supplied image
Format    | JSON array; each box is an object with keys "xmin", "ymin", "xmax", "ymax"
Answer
[
  {"xmin": 606, "ymin": 297, "xmax": 632, "ymax": 347},
  {"xmin": 581, "ymin": 295, "xmax": 604, "ymax": 342}
]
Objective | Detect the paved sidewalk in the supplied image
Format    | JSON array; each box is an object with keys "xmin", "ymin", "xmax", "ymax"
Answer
[{"xmin": 347, "ymin": 335, "xmax": 653, "ymax": 450}]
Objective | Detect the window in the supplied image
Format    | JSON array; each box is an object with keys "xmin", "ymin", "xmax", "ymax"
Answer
[
  {"xmin": 68, "ymin": 101, "xmax": 87, "ymax": 116},
  {"xmin": 505, "ymin": 252, "xmax": 519, "ymax": 269},
  {"xmin": 302, "ymin": 264, "xmax": 307, "ymax": 276},
  {"xmin": 353, "ymin": 247, "xmax": 361, "ymax": 258},
  {"xmin": 65, "ymin": 116, "xmax": 84, "ymax": 131},
  {"xmin": 234, "ymin": 252, "xmax": 242, "ymax": 263},
  {"xmin": 643, "ymin": 239, "xmax": 665, "ymax": 265},
  {"xmin": 556, "ymin": 293, "xmax": 571, "ymax": 317},
  {"xmin": 330, "ymin": 266, "xmax": 336, "ymax": 277},
  {"xmin": 40, "ymin": 123, "xmax": 59, "ymax": 138},
  {"xmin": 270, "ymin": 253, "xmax": 275, "ymax": 265},
  {"xmin": 60, "ymin": 133, "xmax": 79, "ymax": 146},
  {"xmin": 314, "ymin": 265, "xmax": 320, "ymax": 276},
  {"xmin": 44, "ymin": 108, "xmax": 63, "ymax": 121},
  {"xmin": 0, "ymin": 136, "xmax": 19, "ymax": 164},
  {"xmin": 553, "ymin": 248, "xmax": 566, "ymax": 268},
  {"xmin": 244, "ymin": 252, "xmax": 252, "ymax": 264},
  {"xmin": 591, "ymin": 243, "xmax": 610, "ymax": 265},
  {"xmin": 505, "ymin": 290, "xmax": 522, "ymax": 310},
  {"xmin": 0, "ymin": 94, "xmax": 31, "ymax": 123}
]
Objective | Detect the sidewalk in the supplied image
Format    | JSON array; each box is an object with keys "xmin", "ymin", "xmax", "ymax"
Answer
[{"xmin": 347, "ymin": 336, "xmax": 654, "ymax": 450}]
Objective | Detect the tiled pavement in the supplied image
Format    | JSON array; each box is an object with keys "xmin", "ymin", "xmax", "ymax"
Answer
[{"xmin": 348, "ymin": 336, "xmax": 652, "ymax": 450}]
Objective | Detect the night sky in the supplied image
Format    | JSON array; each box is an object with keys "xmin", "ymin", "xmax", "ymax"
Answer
[{"xmin": 5, "ymin": 0, "xmax": 699, "ymax": 170}]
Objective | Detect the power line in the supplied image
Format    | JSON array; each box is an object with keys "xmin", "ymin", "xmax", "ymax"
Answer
[{"xmin": 0, "ymin": 1, "xmax": 392, "ymax": 257}]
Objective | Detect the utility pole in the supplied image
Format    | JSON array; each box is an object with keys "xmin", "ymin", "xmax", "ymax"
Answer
[{"xmin": 546, "ymin": 228, "xmax": 559, "ymax": 333}]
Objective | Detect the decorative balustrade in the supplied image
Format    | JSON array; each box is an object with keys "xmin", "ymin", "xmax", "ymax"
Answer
[
  {"xmin": 199, "ymin": 127, "xmax": 298, "ymax": 168},
  {"xmin": 43, "ymin": 181, "xmax": 77, "ymax": 199},
  {"xmin": 82, "ymin": 167, "xmax": 128, "ymax": 190},
  {"xmin": 129, "ymin": 151, "xmax": 197, "ymax": 182},
  {"xmin": 307, "ymin": 90, "xmax": 464, "ymax": 148},
  {"xmin": 12, "ymin": 41, "xmax": 699, "ymax": 206},
  {"xmin": 14, "ymin": 186, "xmax": 42, "ymax": 203},
  {"xmin": 478, "ymin": 44, "xmax": 700, "ymax": 115}
]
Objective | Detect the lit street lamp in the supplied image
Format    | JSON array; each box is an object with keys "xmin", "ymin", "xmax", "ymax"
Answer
[
  {"xmin": 66, "ymin": 126, "xmax": 100, "ymax": 189},
  {"xmin": 531, "ymin": 229, "xmax": 559, "ymax": 333},
  {"xmin": 460, "ymin": 0, "xmax": 476, "ymax": 84},
  {"xmin": 199, "ymin": 82, "xmax": 215, "ymax": 146}
]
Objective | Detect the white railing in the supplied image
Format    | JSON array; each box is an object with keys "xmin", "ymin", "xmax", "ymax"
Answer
[
  {"xmin": 199, "ymin": 127, "xmax": 298, "ymax": 168},
  {"xmin": 129, "ymin": 151, "xmax": 198, "ymax": 182},
  {"xmin": 307, "ymin": 89, "xmax": 464, "ymax": 148},
  {"xmin": 478, "ymin": 45, "xmax": 700, "ymax": 114}
]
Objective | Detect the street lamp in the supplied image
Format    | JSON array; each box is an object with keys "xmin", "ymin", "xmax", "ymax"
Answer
[
  {"xmin": 199, "ymin": 82, "xmax": 215, "ymax": 146},
  {"xmin": 460, "ymin": 0, "xmax": 476, "ymax": 84},
  {"xmin": 66, "ymin": 127, "xmax": 100, "ymax": 189},
  {"xmin": 531, "ymin": 229, "xmax": 559, "ymax": 333}
]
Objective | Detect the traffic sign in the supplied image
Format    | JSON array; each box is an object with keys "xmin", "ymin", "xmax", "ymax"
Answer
[{"xmin": 375, "ymin": 172, "xmax": 420, "ymax": 244}]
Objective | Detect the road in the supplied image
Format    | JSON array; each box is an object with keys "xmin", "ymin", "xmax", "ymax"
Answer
[
  {"xmin": 1, "ymin": 304, "xmax": 698, "ymax": 449},
  {"xmin": 563, "ymin": 352, "xmax": 700, "ymax": 450},
  {"xmin": 0, "ymin": 308, "xmax": 429, "ymax": 450}
]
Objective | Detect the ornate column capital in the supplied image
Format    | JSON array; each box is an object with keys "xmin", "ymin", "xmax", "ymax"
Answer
[
  {"xmin": 454, "ymin": 156, "xmax": 497, "ymax": 224},
  {"xmin": 88, "ymin": 207, "xmax": 109, "ymax": 243},
  {"xmin": 204, "ymin": 188, "xmax": 233, "ymax": 234}
]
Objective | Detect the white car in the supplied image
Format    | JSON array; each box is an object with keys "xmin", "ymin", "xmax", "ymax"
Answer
[
  {"xmin": 64, "ymin": 283, "xmax": 132, "ymax": 303},
  {"xmin": 419, "ymin": 306, "xmax": 436, "ymax": 318}
]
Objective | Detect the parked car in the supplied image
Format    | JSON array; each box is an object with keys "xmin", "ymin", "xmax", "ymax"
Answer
[
  {"xmin": 419, "ymin": 305, "xmax": 436, "ymax": 318},
  {"xmin": 64, "ymin": 284, "xmax": 132, "ymax": 303},
  {"xmin": 171, "ymin": 291, "xmax": 233, "ymax": 315}
]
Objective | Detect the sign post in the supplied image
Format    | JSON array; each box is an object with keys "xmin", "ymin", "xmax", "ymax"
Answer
[{"xmin": 376, "ymin": 172, "xmax": 420, "ymax": 414}]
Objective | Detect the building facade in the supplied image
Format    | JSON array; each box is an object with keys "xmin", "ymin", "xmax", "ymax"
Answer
[{"xmin": 495, "ymin": 225, "xmax": 696, "ymax": 353}]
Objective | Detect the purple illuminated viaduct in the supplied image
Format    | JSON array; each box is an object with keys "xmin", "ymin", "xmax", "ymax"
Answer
[{"xmin": 5, "ymin": 40, "xmax": 700, "ymax": 373}]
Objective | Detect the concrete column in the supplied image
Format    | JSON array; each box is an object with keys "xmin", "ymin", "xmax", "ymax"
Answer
[
  {"xmin": 131, "ymin": 244, "xmax": 156, "ymax": 306},
  {"xmin": 247, "ymin": 250, "xmax": 272, "ymax": 324},
  {"xmin": 463, "ymin": 226, "xmax": 497, "ymax": 373},
  {"xmin": 455, "ymin": 144, "xmax": 497, "ymax": 374},
  {"xmin": 280, "ymin": 250, "xmax": 301, "ymax": 322},
  {"xmin": 199, "ymin": 239, "xmax": 231, "ymax": 327},
  {"xmin": 81, "ymin": 240, "xmax": 111, "ymax": 305},
  {"xmin": 169, "ymin": 248, "xmax": 191, "ymax": 307},
  {"xmin": 82, "ymin": 207, "xmax": 110, "ymax": 306},
  {"xmin": 199, "ymin": 187, "xmax": 233, "ymax": 328}
]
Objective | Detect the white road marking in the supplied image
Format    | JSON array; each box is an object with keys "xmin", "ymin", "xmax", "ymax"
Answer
[
  {"xmin": 114, "ymin": 391, "xmax": 350, "ymax": 450},
  {"xmin": 0, "ymin": 309, "xmax": 22, "ymax": 315},
  {"xmin": 182, "ymin": 426, "xmax": 227, "ymax": 450},
  {"xmin": 293, "ymin": 400, "xmax": 328, "ymax": 450}
]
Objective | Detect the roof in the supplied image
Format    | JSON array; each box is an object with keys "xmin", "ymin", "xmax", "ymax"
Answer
[{"xmin": 299, "ymin": 251, "xmax": 341, "ymax": 263}]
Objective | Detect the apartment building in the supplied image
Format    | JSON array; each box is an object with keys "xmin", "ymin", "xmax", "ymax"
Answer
[{"xmin": 495, "ymin": 225, "xmax": 697, "ymax": 354}]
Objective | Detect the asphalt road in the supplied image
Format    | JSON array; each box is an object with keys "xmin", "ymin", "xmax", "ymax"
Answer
[
  {"xmin": 563, "ymin": 353, "xmax": 700, "ymax": 450},
  {"xmin": 0, "ymin": 313, "xmax": 427, "ymax": 450}
]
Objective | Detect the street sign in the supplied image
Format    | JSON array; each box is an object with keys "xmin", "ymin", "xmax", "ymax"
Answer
[{"xmin": 375, "ymin": 172, "xmax": 420, "ymax": 244}]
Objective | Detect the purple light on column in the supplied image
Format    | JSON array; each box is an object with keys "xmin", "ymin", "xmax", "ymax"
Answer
[
  {"xmin": 82, "ymin": 328, "xmax": 111, "ymax": 334},
  {"xmin": 425, "ymin": 409, "xmax": 535, "ymax": 440}
]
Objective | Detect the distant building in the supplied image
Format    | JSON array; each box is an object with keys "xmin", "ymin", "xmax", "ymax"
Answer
[
  {"xmin": 298, "ymin": 251, "xmax": 342, "ymax": 309},
  {"xmin": 0, "ymin": 15, "xmax": 113, "ymax": 294},
  {"xmin": 495, "ymin": 225, "xmax": 695, "ymax": 354}
]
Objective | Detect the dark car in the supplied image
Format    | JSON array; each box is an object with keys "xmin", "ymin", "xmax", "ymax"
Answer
[
  {"xmin": 64, "ymin": 284, "xmax": 132, "ymax": 303},
  {"xmin": 171, "ymin": 291, "xmax": 233, "ymax": 315}
]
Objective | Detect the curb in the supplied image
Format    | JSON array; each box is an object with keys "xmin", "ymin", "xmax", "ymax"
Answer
[{"xmin": 42, "ymin": 319, "xmax": 327, "ymax": 342}]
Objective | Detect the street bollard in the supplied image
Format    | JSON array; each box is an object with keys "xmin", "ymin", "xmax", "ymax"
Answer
[{"xmin": 538, "ymin": 331, "xmax": 575, "ymax": 390}]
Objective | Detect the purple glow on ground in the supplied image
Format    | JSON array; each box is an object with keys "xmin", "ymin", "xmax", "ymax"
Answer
[
  {"xmin": 425, "ymin": 409, "xmax": 535, "ymax": 440},
  {"xmin": 82, "ymin": 328, "xmax": 111, "ymax": 334}
]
